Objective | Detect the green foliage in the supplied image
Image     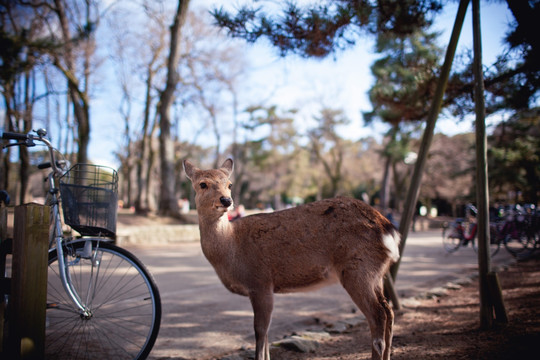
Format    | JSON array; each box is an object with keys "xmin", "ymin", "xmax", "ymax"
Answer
[
  {"xmin": 447, "ymin": 1, "xmax": 539, "ymax": 116},
  {"xmin": 308, "ymin": 108, "xmax": 352, "ymax": 197},
  {"xmin": 212, "ymin": 0, "xmax": 442, "ymax": 58},
  {"xmin": 363, "ymin": 27, "xmax": 442, "ymax": 211},
  {"xmin": 488, "ymin": 108, "xmax": 540, "ymax": 204},
  {"xmin": 234, "ymin": 105, "xmax": 301, "ymax": 208},
  {"xmin": 365, "ymin": 30, "xmax": 442, "ymax": 126}
]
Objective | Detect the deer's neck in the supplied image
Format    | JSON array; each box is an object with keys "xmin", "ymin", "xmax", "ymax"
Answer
[{"xmin": 198, "ymin": 213, "xmax": 235, "ymax": 262}]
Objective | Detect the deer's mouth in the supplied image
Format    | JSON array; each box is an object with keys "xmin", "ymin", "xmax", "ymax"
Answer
[{"xmin": 215, "ymin": 204, "xmax": 230, "ymax": 212}]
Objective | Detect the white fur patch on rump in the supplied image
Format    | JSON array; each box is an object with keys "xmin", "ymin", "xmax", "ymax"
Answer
[{"xmin": 382, "ymin": 229, "xmax": 401, "ymax": 262}]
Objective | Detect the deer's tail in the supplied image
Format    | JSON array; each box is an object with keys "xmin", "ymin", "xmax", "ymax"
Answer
[{"xmin": 382, "ymin": 225, "xmax": 401, "ymax": 263}]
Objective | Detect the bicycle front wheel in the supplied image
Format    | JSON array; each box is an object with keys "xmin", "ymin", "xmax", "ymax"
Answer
[
  {"xmin": 489, "ymin": 226, "xmax": 501, "ymax": 257},
  {"xmin": 504, "ymin": 233, "xmax": 536, "ymax": 260},
  {"xmin": 46, "ymin": 240, "xmax": 161, "ymax": 360},
  {"xmin": 470, "ymin": 236, "xmax": 501, "ymax": 257}
]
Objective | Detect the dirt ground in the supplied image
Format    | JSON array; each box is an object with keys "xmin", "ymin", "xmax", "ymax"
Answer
[{"xmin": 216, "ymin": 252, "xmax": 540, "ymax": 360}]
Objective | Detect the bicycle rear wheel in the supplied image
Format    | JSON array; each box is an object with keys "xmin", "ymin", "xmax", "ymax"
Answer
[
  {"xmin": 46, "ymin": 240, "xmax": 161, "ymax": 360},
  {"xmin": 442, "ymin": 227, "xmax": 461, "ymax": 253}
]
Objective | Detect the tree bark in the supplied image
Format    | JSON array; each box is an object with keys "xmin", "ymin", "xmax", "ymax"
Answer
[
  {"xmin": 472, "ymin": 0, "xmax": 507, "ymax": 329},
  {"xmin": 53, "ymin": 0, "xmax": 91, "ymax": 164},
  {"xmin": 19, "ymin": 69, "xmax": 33, "ymax": 204},
  {"xmin": 135, "ymin": 66, "xmax": 154, "ymax": 213},
  {"xmin": 380, "ymin": 125, "xmax": 398, "ymax": 211},
  {"xmin": 158, "ymin": 0, "xmax": 191, "ymax": 216}
]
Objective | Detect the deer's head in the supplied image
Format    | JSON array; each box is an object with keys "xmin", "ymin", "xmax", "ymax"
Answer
[{"xmin": 184, "ymin": 159, "xmax": 234, "ymax": 217}]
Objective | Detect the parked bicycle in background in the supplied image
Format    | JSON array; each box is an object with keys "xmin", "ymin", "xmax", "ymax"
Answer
[
  {"xmin": 0, "ymin": 129, "xmax": 161, "ymax": 360},
  {"xmin": 498, "ymin": 204, "xmax": 538, "ymax": 260},
  {"xmin": 442, "ymin": 204, "xmax": 501, "ymax": 257},
  {"xmin": 442, "ymin": 203, "xmax": 539, "ymax": 260}
]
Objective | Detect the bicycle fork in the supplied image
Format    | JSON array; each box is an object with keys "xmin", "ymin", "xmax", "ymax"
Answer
[{"xmin": 50, "ymin": 204, "xmax": 96, "ymax": 319}]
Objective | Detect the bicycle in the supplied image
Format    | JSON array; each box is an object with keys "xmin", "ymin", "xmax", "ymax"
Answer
[
  {"xmin": 0, "ymin": 129, "xmax": 161, "ymax": 359},
  {"xmin": 498, "ymin": 206, "xmax": 538, "ymax": 260},
  {"xmin": 441, "ymin": 205, "xmax": 501, "ymax": 257}
]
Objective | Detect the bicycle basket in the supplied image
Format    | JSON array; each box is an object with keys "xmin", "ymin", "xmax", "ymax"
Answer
[{"xmin": 59, "ymin": 164, "xmax": 118, "ymax": 237}]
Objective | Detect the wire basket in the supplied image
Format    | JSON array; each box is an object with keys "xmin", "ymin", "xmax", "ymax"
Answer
[{"xmin": 59, "ymin": 164, "xmax": 118, "ymax": 237}]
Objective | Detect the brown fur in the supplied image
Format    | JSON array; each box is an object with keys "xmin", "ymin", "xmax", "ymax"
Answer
[{"xmin": 184, "ymin": 159, "xmax": 400, "ymax": 360}]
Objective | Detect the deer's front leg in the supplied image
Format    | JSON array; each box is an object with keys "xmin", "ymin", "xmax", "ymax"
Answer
[{"xmin": 249, "ymin": 289, "xmax": 274, "ymax": 360}]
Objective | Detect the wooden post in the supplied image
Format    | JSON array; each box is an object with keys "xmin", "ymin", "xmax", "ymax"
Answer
[
  {"xmin": 9, "ymin": 204, "xmax": 49, "ymax": 359},
  {"xmin": 390, "ymin": 0, "xmax": 470, "ymax": 282},
  {"xmin": 0, "ymin": 205, "xmax": 7, "ymax": 241},
  {"xmin": 384, "ymin": 275, "xmax": 400, "ymax": 310},
  {"xmin": 472, "ymin": 0, "xmax": 507, "ymax": 328},
  {"xmin": 487, "ymin": 271, "xmax": 508, "ymax": 323},
  {"xmin": 0, "ymin": 204, "xmax": 8, "ymax": 353}
]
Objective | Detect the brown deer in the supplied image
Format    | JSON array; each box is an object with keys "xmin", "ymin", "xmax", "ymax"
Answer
[{"xmin": 183, "ymin": 159, "xmax": 400, "ymax": 360}]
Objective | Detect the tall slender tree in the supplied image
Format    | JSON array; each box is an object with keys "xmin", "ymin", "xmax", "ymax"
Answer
[
  {"xmin": 308, "ymin": 108, "xmax": 351, "ymax": 197},
  {"xmin": 364, "ymin": 30, "xmax": 442, "ymax": 211},
  {"xmin": 1, "ymin": 1, "xmax": 61, "ymax": 202},
  {"xmin": 158, "ymin": 0, "xmax": 191, "ymax": 217},
  {"xmin": 50, "ymin": 0, "xmax": 100, "ymax": 164},
  {"xmin": 241, "ymin": 105, "xmax": 298, "ymax": 209}
]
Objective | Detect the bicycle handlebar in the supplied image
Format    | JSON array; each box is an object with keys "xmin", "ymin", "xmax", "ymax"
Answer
[
  {"xmin": 1, "ymin": 129, "xmax": 64, "ymax": 175},
  {"xmin": 38, "ymin": 161, "xmax": 66, "ymax": 170},
  {"xmin": 2, "ymin": 131, "xmax": 32, "ymax": 141}
]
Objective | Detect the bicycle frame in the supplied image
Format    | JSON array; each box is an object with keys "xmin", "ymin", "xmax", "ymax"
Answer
[
  {"xmin": 453, "ymin": 218, "xmax": 477, "ymax": 242},
  {"xmin": 3, "ymin": 129, "xmax": 162, "ymax": 360},
  {"xmin": 4, "ymin": 130, "xmax": 96, "ymax": 317}
]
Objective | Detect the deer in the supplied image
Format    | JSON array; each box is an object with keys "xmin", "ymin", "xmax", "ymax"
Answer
[{"xmin": 183, "ymin": 158, "xmax": 401, "ymax": 360}]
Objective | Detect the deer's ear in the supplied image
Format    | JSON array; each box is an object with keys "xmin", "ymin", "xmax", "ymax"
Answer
[
  {"xmin": 220, "ymin": 158, "xmax": 234, "ymax": 178},
  {"xmin": 183, "ymin": 160, "xmax": 198, "ymax": 180}
]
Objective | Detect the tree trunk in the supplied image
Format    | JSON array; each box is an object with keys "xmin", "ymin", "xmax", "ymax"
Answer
[
  {"xmin": 158, "ymin": 0, "xmax": 191, "ymax": 216},
  {"xmin": 380, "ymin": 125, "xmax": 398, "ymax": 211},
  {"xmin": 53, "ymin": 0, "xmax": 92, "ymax": 164},
  {"xmin": 472, "ymin": 0, "xmax": 507, "ymax": 328},
  {"xmin": 212, "ymin": 111, "xmax": 222, "ymax": 169},
  {"xmin": 1, "ymin": 84, "xmax": 14, "ymax": 193},
  {"xmin": 380, "ymin": 153, "xmax": 392, "ymax": 210},
  {"xmin": 72, "ymin": 87, "xmax": 90, "ymax": 164},
  {"xmin": 147, "ymin": 118, "xmax": 159, "ymax": 211},
  {"xmin": 19, "ymin": 70, "xmax": 33, "ymax": 204},
  {"xmin": 135, "ymin": 66, "xmax": 154, "ymax": 213}
]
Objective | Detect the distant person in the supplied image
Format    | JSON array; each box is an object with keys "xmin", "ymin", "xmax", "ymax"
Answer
[
  {"xmin": 180, "ymin": 198, "xmax": 190, "ymax": 214},
  {"xmin": 361, "ymin": 192, "xmax": 370, "ymax": 204},
  {"xmin": 229, "ymin": 204, "xmax": 245, "ymax": 221},
  {"xmin": 385, "ymin": 209, "xmax": 399, "ymax": 228}
]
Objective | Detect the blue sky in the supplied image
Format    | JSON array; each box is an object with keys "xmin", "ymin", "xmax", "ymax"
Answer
[{"xmin": 86, "ymin": 1, "xmax": 514, "ymax": 168}]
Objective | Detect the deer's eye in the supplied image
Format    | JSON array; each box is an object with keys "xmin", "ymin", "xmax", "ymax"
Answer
[
  {"xmin": 200, "ymin": 182, "xmax": 207, "ymax": 189},
  {"xmin": 228, "ymin": 183, "xmax": 233, "ymax": 190}
]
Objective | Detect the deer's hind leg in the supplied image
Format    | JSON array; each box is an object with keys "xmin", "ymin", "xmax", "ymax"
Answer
[
  {"xmin": 382, "ymin": 294, "xmax": 394, "ymax": 360},
  {"xmin": 340, "ymin": 268, "xmax": 393, "ymax": 360}
]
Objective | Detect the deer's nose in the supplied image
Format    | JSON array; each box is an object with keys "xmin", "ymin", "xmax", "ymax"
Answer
[{"xmin": 220, "ymin": 196, "xmax": 232, "ymax": 208}]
